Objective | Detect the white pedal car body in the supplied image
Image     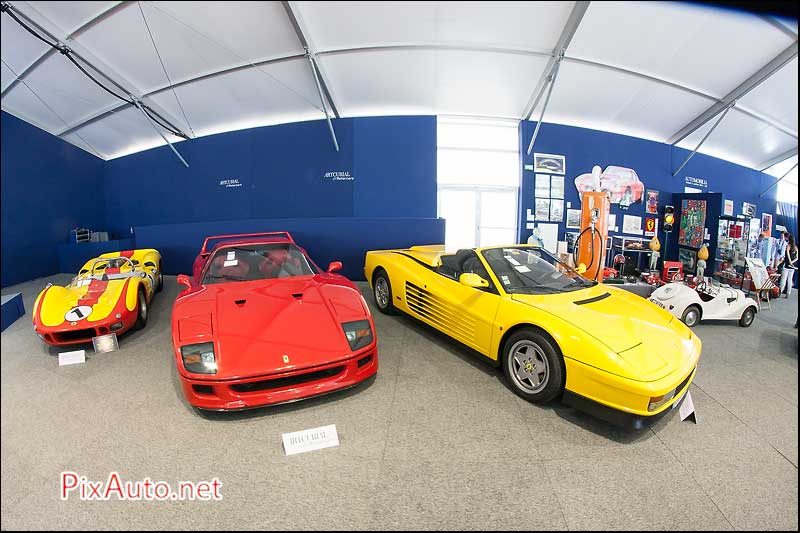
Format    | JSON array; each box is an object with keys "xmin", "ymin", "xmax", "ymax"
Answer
[{"xmin": 648, "ymin": 280, "xmax": 758, "ymax": 327}]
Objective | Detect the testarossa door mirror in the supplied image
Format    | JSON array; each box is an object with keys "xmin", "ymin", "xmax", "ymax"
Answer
[
  {"xmin": 177, "ymin": 274, "xmax": 192, "ymax": 288},
  {"xmin": 459, "ymin": 273, "xmax": 489, "ymax": 288},
  {"xmin": 327, "ymin": 261, "xmax": 343, "ymax": 273}
]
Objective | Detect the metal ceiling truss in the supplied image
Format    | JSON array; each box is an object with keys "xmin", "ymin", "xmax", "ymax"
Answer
[
  {"xmin": 522, "ymin": 1, "xmax": 590, "ymax": 121},
  {"xmin": 760, "ymin": 161, "xmax": 798, "ymax": 197},
  {"xmin": 1, "ymin": 1, "xmax": 132, "ymax": 97},
  {"xmin": 759, "ymin": 147, "xmax": 799, "ymax": 171},
  {"xmin": 672, "ymin": 101, "xmax": 735, "ymax": 176},
  {"xmin": 667, "ymin": 41, "xmax": 798, "ymax": 145},
  {"xmin": 2, "ymin": 0, "xmax": 796, "ymax": 167},
  {"xmin": 2, "ymin": 0, "xmax": 193, "ymax": 166},
  {"xmin": 281, "ymin": 0, "xmax": 340, "ymax": 151}
]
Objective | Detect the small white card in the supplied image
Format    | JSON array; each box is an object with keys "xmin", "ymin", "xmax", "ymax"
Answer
[
  {"xmin": 679, "ymin": 390, "xmax": 697, "ymax": 422},
  {"xmin": 223, "ymin": 260, "xmax": 238, "ymax": 267},
  {"xmin": 59, "ymin": 350, "xmax": 86, "ymax": 366},
  {"xmin": 282, "ymin": 424, "xmax": 339, "ymax": 456},
  {"xmin": 226, "ymin": 251, "xmax": 235, "ymax": 260},
  {"xmin": 514, "ymin": 265, "xmax": 531, "ymax": 273}
]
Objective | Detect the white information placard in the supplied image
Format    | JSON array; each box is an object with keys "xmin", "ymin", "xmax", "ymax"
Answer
[
  {"xmin": 679, "ymin": 390, "xmax": 697, "ymax": 423},
  {"xmin": 282, "ymin": 424, "xmax": 339, "ymax": 456},
  {"xmin": 59, "ymin": 349, "xmax": 86, "ymax": 366}
]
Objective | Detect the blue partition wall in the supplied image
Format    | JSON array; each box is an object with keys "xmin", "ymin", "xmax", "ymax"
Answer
[
  {"xmin": 518, "ymin": 121, "xmax": 781, "ymax": 263},
  {"xmin": 1, "ymin": 112, "xmax": 105, "ymax": 287},
  {"xmin": 102, "ymin": 116, "xmax": 441, "ymax": 280}
]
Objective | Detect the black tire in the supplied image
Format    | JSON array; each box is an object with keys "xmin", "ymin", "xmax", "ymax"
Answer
[
  {"xmin": 133, "ymin": 288, "xmax": 148, "ymax": 330},
  {"xmin": 681, "ymin": 305, "xmax": 701, "ymax": 327},
  {"xmin": 155, "ymin": 262, "xmax": 163, "ymax": 293},
  {"xmin": 502, "ymin": 328, "xmax": 564, "ymax": 403},
  {"xmin": 739, "ymin": 306, "xmax": 756, "ymax": 327},
  {"xmin": 372, "ymin": 269, "xmax": 396, "ymax": 314}
]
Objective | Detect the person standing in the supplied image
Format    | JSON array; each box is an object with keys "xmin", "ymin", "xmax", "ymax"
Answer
[
  {"xmin": 773, "ymin": 231, "xmax": 788, "ymax": 270},
  {"xmin": 778, "ymin": 234, "xmax": 798, "ymax": 298},
  {"xmin": 757, "ymin": 233, "xmax": 771, "ymax": 266}
]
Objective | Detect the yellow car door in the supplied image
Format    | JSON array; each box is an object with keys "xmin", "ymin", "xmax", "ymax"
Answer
[{"xmin": 412, "ymin": 250, "xmax": 501, "ymax": 355}]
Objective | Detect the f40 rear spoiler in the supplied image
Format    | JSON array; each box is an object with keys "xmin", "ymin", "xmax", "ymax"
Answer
[{"xmin": 200, "ymin": 232, "xmax": 295, "ymax": 255}]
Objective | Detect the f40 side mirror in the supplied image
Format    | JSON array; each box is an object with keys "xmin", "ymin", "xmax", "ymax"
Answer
[
  {"xmin": 177, "ymin": 274, "xmax": 192, "ymax": 288},
  {"xmin": 327, "ymin": 261, "xmax": 343, "ymax": 273}
]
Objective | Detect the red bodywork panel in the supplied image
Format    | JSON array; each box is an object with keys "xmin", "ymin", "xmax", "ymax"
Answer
[{"xmin": 172, "ymin": 233, "xmax": 378, "ymax": 410}]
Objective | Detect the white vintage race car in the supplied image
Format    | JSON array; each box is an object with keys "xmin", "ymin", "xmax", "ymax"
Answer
[{"xmin": 648, "ymin": 279, "xmax": 758, "ymax": 327}]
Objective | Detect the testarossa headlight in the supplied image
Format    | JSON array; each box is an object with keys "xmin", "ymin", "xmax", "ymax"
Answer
[
  {"xmin": 342, "ymin": 320, "xmax": 373, "ymax": 351},
  {"xmin": 180, "ymin": 342, "xmax": 217, "ymax": 374}
]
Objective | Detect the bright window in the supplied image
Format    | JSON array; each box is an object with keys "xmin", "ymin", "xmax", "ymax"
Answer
[{"xmin": 437, "ymin": 117, "xmax": 519, "ymax": 249}]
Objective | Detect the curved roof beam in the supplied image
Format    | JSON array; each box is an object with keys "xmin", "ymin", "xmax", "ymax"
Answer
[
  {"xmin": 1, "ymin": 1, "xmax": 131, "ymax": 96},
  {"xmin": 667, "ymin": 40, "xmax": 798, "ymax": 145},
  {"xmin": 759, "ymin": 147, "xmax": 799, "ymax": 172},
  {"xmin": 5, "ymin": 0, "xmax": 192, "ymax": 139},
  {"xmin": 522, "ymin": 1, "xmax": 590, "ymax": 120},
  {"xmin": 54, "ymin": 42, "xmax": 797, "ymax": 144}
]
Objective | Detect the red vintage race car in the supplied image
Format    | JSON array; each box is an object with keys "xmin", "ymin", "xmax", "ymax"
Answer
[{"xmin": 171, "ymin": 232, "xmax": 378, "ymax": 411}]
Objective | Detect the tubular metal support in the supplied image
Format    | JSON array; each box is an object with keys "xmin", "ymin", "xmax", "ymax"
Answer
[
  {"xmin": 135, "ymin": 101, "xmax": 189, "ymax": 167},
  {"xmin": 672, "ymin": 103, "xmax": 734, "ymax": 177},
  {"xmin": 526, "ymin": 57, "xmax": 562, "ymax": 156},
  {"xmin": 307, "ymin": 52, "xmax": 339, "ymax": 152},
  {"xmin": 760, "ymin": 162, "xmax": 798, "ymax": 197}
]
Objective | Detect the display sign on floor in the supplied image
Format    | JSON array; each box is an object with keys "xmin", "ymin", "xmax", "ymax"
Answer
[
  {"xmin": 58, "ymin": 349, "xmax": 86, "ymax": 366},
  {"xmin": 678, "ymin": 390, "xmax": 697, "ymax": 424},
  {"xmin": 282, "ymin": 424, "xmax": 339, "ymax": 456},
  {"xmin": 92, "ymin": 333, "xmax": 119, "ymax": 354}
]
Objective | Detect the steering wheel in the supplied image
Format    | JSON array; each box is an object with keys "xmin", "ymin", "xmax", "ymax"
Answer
[{"xmin": 89, "ymin": 256, "xmax": 135, "ymax": 277}]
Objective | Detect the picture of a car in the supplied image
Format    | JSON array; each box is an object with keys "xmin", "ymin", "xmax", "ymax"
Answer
[
  {"xmin": 575, "ymin": 165, "xmax": 645, "ymax": 204},
  {"xmin": 648, "ymin": 279, "xmax": 758, "ymax": 327},
  {"xmin": 365, "ymin": 243, "xmax": 700, "ymax": 428},
  {"xmin": 172, "ymin": 231, "xmax": 378, "ymax": 411},
  {"xmin": 32, "ymin": 249, "xmax": 163, "ymax": 345}
]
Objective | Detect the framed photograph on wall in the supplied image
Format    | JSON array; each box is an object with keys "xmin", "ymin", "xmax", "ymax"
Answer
[
  {"xmin": 535, "ymin": 174, "xmax": 551, "ymax": 198},
  {"xmin": 550, "ymin": 199, "xmax": 564, "ymax": 222},
  {"xmin": 761, "ymin": 213, "xmax": 772, "ymax": 237},
  {"xmin": 533, "ymin": 153, "xmax": 565, "ymax": 175},
  {"xmin": 678, "ymin": 247, "xmax": 697, "ymax": 275},
  {"xmin": 535, "ymin": 198, "xmax": 550, "ymax": 220},
  {"xmin": 646, "ymin": 190, "xmax": 659, "ymax": 214},
  {"xmin": 550, "ymin": 176, "xmax": 564, "ymax": 199},
  {"xmin": 566, "ymin": 209, "xmax": 581, "ymax": 229}
]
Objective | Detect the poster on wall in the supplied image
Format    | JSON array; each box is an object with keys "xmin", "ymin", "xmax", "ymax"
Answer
[
  {"xmin": 678, "ymin": 199, "xmax": 707, "ymax": 248},
  {"xmin": 533, "ymin": 153, "xmax": 565, "ymax": 175},
  {"xmin": 678, "ymin": 247, "xmax": 697, "ymax": 275},
  {"xmin": 535, "ymin": 174, "xmax": 551, "ymax": 197},
  {"xmin": 742, "ymin": 202, "xmax": 756, "ymax": 217},
  {"xmin": 574, "ymin": 166, "xmax": 644, "ymax": 205},
  {"xmin": 622, "ymin": 215, "xmax": 643, "ymax": 235},
  {"xmin": 724, "ymin": 199, "xmax": 734, "ymax": 216},
  {"xmin": 644, "ymin": 217, "xmax": 658, "ymax": 237},
  {"xmin": 535, "ymin": 198, "xmax": 551, "ymax": 220},
  {"xmin": 550, "ymin": 176, "xmax": 564, "ymax": 199},
  {"xmin": 761, "ymin": 213, "xmax": 772, "ymax": 237},
  {"xmin": 646, "ymin": 190, "xmax": 659, "ymax": 214},
  {"xmin": 566, "ymin": 209, "xmax": 581, "ymax": 229},
  {"xmin": 550, "ymin": 199, "xmax": 564, "ymax": 222}
]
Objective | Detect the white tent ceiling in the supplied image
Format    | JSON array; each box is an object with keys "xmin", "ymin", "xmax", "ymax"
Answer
[{"xmin": 1, "ymin": 1, "xmax": 797, "ymax": 172}]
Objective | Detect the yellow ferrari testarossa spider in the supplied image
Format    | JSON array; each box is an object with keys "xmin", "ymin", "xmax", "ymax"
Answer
[
  {"xmin": 365, "ymin": 244, "xmax": 700, "ymax": 428},
  {"xmin": 33, "ymin": 249, "xmax": 162, "ymax": 346}
]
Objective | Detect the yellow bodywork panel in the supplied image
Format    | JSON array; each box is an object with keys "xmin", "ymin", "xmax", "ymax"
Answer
[
  {"xmin": 35, "ymin": 249, "xmax": 161, "ymax": 327},
  {"xmin": 364, "ymin": 244, "xmax": 700, "ymax": 417}
]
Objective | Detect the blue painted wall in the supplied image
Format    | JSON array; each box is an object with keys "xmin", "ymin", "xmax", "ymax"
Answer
[
  {"xmin": 1, "ymin": 111, "xmax": 105, "ymax": 287},
  {"xmin": 101, "ymin": 116, "xmax": 437, "ymax": 236},
  {"xmin": 518, "ymin": 121, "xmax": 781, "ymax": 265}
]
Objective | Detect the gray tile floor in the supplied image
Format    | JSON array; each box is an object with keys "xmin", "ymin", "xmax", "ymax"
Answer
[{"xmin": 2, "ymin": 274, "xmax": 797, "ymax": 530}]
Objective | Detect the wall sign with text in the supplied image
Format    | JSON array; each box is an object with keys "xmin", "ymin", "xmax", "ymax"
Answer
[{"xmin": 324, "ymin": 171, "xmax": 354, "ymax": 181}]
